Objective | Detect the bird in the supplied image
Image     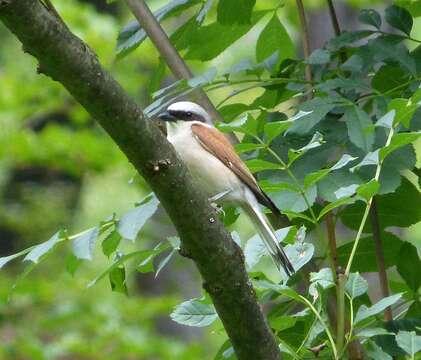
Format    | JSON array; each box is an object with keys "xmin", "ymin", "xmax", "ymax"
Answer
[{"xmin": 157, "ymin": 101, "xmax": 295, "ymax": 276}]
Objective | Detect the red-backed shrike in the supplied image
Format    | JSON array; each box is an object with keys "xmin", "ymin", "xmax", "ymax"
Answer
[{"xmin": 158, "ymin": 101, "xmax": 294, "ymax": 276}]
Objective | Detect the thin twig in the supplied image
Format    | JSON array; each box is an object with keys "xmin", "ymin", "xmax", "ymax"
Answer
[
  {"xmin": 326, "ymin": 0, "xmax": 347, "ymax": 64},
  {"xmin": 123, "ymin": 0, "xmax": 226, "ymax": 127},
  {"xmin": 295, "ymin": 0, "xmax": 313, "ymax": 96},
  {"xmin": 326, "ymin": 0, "xmax": 341, "ymax": 37},
  {"xmin": 369, "ymin": 197, "xmax": 393, "ymax": 321}
]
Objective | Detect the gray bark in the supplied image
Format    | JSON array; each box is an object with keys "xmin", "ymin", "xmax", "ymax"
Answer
[{"xmin": 0, "ymin": 1, "xmax": 281, "ymax": 359}]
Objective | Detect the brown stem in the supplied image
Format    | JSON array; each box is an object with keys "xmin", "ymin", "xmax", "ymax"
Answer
[
  {"xmin": 295, "ymin": 0, "xmax": 313, "ymax": 96},
  {"xmin": 369, "ymin": 197, "xmax": 393, "ymax": 321},
  {"xmin": 0, "ymin": 1, "xmax": 281, "ymax": 358},
  {"xmin": 123, "ymin": 0, "xmax": 226, "ymax": 127},
  {"xmin": 326, "ymin": 213, "xmax": 338, "ymax": 271},
  {"xmin": 326, "ymin": 0, "xmax": 341, "ymax": 37}
]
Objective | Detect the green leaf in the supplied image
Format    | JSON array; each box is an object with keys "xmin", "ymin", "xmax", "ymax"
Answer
[
  {"xmin": 217, "ymin": 0, "xmax": 255, "ymax": 24},
  {"xmin": 309, "ymin": 268, "xmax": 335, "ymax": 300},
  {"xmin": 356, "ymin": 328, "xmax": 391, "ymax": 338},
  {"xmin": 155, "ymin": 249, "xmax": 176, "ymax": 278},
  {"xmin": 385, "ymin": 5, "xmax": 413, "ymax": 36},
  {"xmin": 388, "ymin": 98, "xmax": 419, "ymax": 128},
  {"xmin": 357, "ymin": 180, "xmax": 380, "ymax": 201},
  {"xmin": 318, "ymin": 170, "xmax": 363, "ymax": 202},
  {"xmin": 366, "ymin": 340, "xmax": 393, "ymax": 360},
  {"xmin": 245, "ymin": 227, "xmax": 297, "ymax": 269},
  {"xmin": 397, "ymin": 242, "xmax": 421, "ymax": 293},
  {"xmin": 72, "ymin": 227, "xmax": 100, "ymax": 260},
  {"xmin": 284, "ymin": 241, "xmax": 313, "ymax": 273},
  {"xmin": 269, "ymin": 315, "xmax": 297, "ymax": 332},
  {"xmin": 259, "ymin": 180, "xmax": 301, "ymax": 193},
  {"xmin": 0, "ymin": 253, "xmax": 23, "ymax": 269},
  {"xmin": 375, "ymin": 110, "xmax": 396, "ymax": 129},
  {"xmin": 345, "ymin": 107, "xmax": 374, "ymax": 152},
  {"xmin": 354, "ymin": 293, "xmax": 402, "ymax": 325},
  {"xmin": 217, "ymin": 113, "xmax": 258, "ymax": 136},
  {"xmin": 118, "ymin": 195, "xmax": 159, "ymax": 241},
  {"xmin": 303, "ymin": 169, "xmax": 330, "ymax": 189},
  {"xmin": 88, "ymin": 250, "xmax": 152, "ymax": 288},
  {"xmin": 334, "ymin": 184, "xmax": 359, "ymax": 199},
  {"xmin": 109, "ymin": 266, "xmax": 128, "ymax": 295},
  {"xmin": 272, "ymin": 185, "xmax": 317, "ymax": 213},
  {"xmin": 264, "ymin": 121, "xmax": 291, "ymax": 143},
  {"xmin": 23, "ymin": 231, "xmax": 61, "ymax": 263},
  {"xmin": 317, "ymin": 196, "xmax": 356, "ymax": 220},
  {"xmin": 331, "ymin": 154, "xmax": 358, "ymax": 170},
  {"xmin": 345, "ymin": 273, "xmax": 368, "ymax": 299},
  {"xmin": 287, "ymin": 98, "xmax": 339, "ymax": 134},
  {"xmin": 350, "ymin": 150, "xmax": 379, "ymax": 172},
  {"xmin": 337, "ymin": 232, "xmax": 404, "ymax": 272},
  {"xmin": 306, "ymin": 49, "xmax": 330, "ymax": 65},
  {"xmin": 65, "ymin": 254, "xmax": 81, "ymax": 277},
  {"xmin": 101, "ymin": 230, "xmax": 121, "ymax": 258},
  {"xmin": 185, "ymin": 11, "xmax": 265, "ymax": 61},
  {"xmin": 316, "ymin": 77, "xmax": 371, "ymax": 92},
  {"xmin": 244, "ymin": 159, "xmax": 280, "ymax": 172},
  {"xmin": 234, "ymin": 142, "xmax": 264, "ymax": 153},
  {"xmin": 381, "ymin": 132, "xmax": 421, "ymax": 160},
  {"xmin": 218, "ymin": 103, "xmax": 249, "ymax": 120},
  {"xmin": 116, "ymin": 0, "xmax": 202, "ymax": 58},
  {"xmin": 372, "ymin": 66, "xmax": 408, "ymax": 94},
  {"xmin": 359, "ymin": 9, "xmax": 382, "ymax": 29},
  {"xmin": 396, "ymin": 331, "xmax": 421, "ymax": 356},
  {"xmin": 341, "ymin": 178, "xmax": 421, "ymax": 230},
  {"xmin": 170, "ymin": 298, "xmax": 218, "ymax": 327},
  {"xmin": 187, "ymin": 67, "xmax": 217, "ymax": 87},
  {"xmin": 256, "ymin": 14, "xmax": 294, "ymax": 63},
  {"xmin": 327, "ymin": 30, "xmax": 374, "ymax": 50}
]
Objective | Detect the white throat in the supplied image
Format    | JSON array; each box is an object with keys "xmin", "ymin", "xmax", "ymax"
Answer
[{"xmin": 166, "ymin": 120, "xmax": 211, "ymax": 139}]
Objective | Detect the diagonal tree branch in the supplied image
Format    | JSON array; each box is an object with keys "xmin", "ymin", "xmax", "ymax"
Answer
[
  {"xmin": 0, "ymin": 1, "xmax": 281, "ymax": 359},
  {"xmin": 124, "ymin": 0, "xmax": 225, "ymax": 125}
]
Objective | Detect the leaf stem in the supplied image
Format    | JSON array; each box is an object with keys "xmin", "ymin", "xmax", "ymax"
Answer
[
  {"xmin": 298, "ymin": 294, "xmax": 338, "ymax": 359},
  {"xmin": 344, "ymin": 126, "xmax": 395, "ymax": 277}
]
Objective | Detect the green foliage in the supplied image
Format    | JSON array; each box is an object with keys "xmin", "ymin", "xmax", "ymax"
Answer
[{"xmin": 1, "ymin": 0, "xmax": 421, "ymax": 359}]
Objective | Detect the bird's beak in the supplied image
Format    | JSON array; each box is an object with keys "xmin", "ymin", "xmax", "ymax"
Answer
[{"xmin": 157, "ymin": 111, "xmax": 177, "ymax": 122}]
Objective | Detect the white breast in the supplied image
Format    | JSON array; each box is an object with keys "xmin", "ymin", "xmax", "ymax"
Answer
[{"xmin": 167, "ymin": 121, "xmax": 246, "ymax": 204}]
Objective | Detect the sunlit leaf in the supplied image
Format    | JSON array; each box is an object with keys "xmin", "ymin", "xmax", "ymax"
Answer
[
  {"xmin": 118, "ymin": 195, "xmax": 159, "ymax": 241},
  {"xmin": 72, "ymin": 227, "xmax": 100, "ymax": 261},
  {"xmin": 396, "ymin": 331, "xmax": 421, "ymax": 356},
  {"xmin": 345, "ymin": 273, "xmax": 368, "ymax": 299},
  {"xmin": 354, "ymin": 293, "xmax": 402, "ymax": 325},
  {"xmin": 171, "ymin": 298, "xmax": 218, "ymax": 327}
]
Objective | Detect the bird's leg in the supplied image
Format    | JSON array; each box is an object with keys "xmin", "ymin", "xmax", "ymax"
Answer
[{"xmin": 208, "ymin": 189, "xmax": 231, "ymax": 216}]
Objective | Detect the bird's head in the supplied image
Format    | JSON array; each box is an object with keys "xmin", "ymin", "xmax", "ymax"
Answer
[{"xmin": 157, "ymin": 101, "xmax": 210, "ymax": 124}]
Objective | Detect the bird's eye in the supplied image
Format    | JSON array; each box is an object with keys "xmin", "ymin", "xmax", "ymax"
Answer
[{"xmin": 186, "ymin": 111, "xmax": 192, "ymax": 117}]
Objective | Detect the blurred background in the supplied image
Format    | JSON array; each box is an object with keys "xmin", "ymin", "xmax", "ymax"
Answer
[{"xmin": 0, "ymin": 0, "xmax": 420, "ymax": 359}]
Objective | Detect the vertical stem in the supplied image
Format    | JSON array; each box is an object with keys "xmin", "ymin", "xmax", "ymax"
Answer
[
  {"xmin": 326, "ymin": 0, "xmax": 341, "ymax": 36},
  {"xmin": 295, "ymin": 0, "xmax": 313, "ymax": 95},
  {"xmin": 326, "ymin": 212, "xmax": 338, "ymax": 271},
  {"xmin": 336, "ymin": 274, "xmax": 346, "ymax": 356},
  {"xmin": 326, "ymin": 0, "xmax": 347, "ymax": 63},
  {"xmin": 369, "ymin": 197, "xmax": 393, "ymax": 321},
  {"xmin": 345, "ymin": 127, "xmax": 395, "ymax": 277}
]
